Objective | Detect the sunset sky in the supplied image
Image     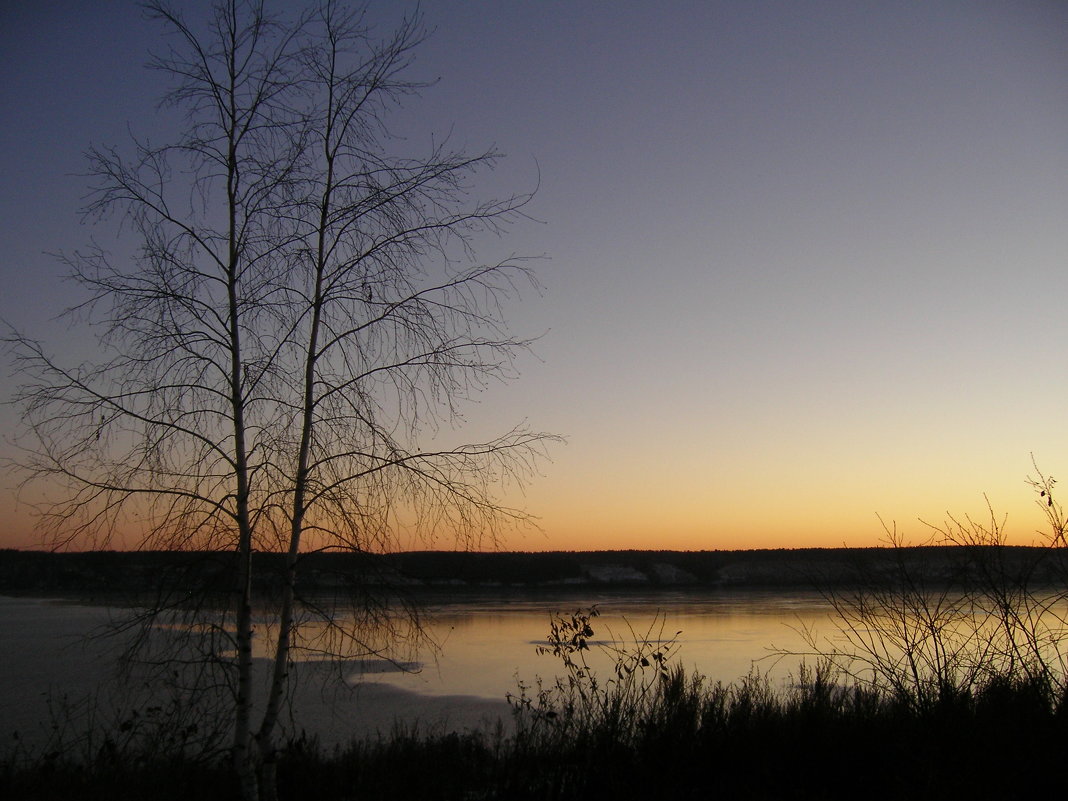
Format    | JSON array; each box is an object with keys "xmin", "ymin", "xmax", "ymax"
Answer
[{"xmin": 2, "ymin": 1, "xmax": 1067, "ymax": 552}]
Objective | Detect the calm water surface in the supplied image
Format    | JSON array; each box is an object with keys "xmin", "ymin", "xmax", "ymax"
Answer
[
  {"xmin": 390, "ymin": 590, "xmax": 834, "ymax": 699},
  {"xmin": 0, "ymin": 590, "xmax": 836, "ymax": 748}
]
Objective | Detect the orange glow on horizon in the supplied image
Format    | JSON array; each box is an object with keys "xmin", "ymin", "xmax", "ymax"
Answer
[{"xmin": 3, "ymin": 488, "xmax": 1056, "ymax": 554}]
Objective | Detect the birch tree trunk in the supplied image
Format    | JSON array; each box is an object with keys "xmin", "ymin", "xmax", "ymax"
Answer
[{"xmin": 8, "ymin": 4, "xmax": 556, "ymax": 800}]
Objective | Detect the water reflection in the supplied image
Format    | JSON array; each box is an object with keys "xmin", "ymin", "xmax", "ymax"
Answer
[
  {"xmin": 0, "ymin": 590, "xmax": 836, "ymax": 748},
  {"xmin": 342, "ymin": 590, "xmax": 835, "ymax": 699}
]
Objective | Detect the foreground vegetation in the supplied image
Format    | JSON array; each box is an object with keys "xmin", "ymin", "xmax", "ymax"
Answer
[{"xmin": 3, "ymin": 655, "xmax": 1066, "ymax": 800}]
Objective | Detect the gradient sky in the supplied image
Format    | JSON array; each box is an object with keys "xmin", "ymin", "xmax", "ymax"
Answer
[{"xmin": 2, "ymin": 1, "xmax": 1067, "ymax": 552}]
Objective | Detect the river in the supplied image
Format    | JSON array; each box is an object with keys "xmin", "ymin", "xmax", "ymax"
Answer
[{"xmin": 0, "ymin": 590, "xmax": 837, "ymax": 751}]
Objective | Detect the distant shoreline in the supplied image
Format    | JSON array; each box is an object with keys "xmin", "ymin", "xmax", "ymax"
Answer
[{"xmin": 1, "ymin": 544, "xmax": 1059, "ymax": 596}]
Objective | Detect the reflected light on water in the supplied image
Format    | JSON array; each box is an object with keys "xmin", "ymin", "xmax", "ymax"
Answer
[
  {"xmin": 336, "ymin": 590, "xmax": 836, "ymax": 700},
  {"xmin": 0, "ymin": 591, "xmax": 839, "ymax": 748}
]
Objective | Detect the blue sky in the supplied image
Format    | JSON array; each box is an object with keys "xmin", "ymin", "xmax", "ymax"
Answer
[{"xmin": 2, "ymin": 1, "xmax": 1067, "ymax": 550}]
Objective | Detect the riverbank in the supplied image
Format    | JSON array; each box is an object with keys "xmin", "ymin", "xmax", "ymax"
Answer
[{"xmin": 1, "ymin": 544, "xmax": 1058, "ymax": 596}]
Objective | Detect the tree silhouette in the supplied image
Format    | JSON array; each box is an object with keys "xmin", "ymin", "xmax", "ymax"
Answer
[{"xmin": 7, "ymin": 2, "xmax": 555, "ymax": 798}]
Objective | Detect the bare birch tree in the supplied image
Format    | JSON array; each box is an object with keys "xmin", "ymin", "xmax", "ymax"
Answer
[{"xmin": 7, "ymin": 2, "xmax": 554, "ymax": 798}]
